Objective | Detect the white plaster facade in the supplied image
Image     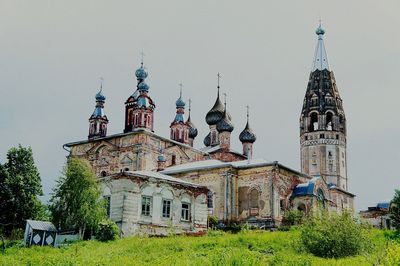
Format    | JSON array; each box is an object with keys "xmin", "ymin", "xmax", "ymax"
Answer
[{"xmin": 100, "ymin": 171, "xmax": 208, "ymax": 236}]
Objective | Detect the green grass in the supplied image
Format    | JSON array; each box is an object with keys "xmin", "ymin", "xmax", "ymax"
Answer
[{"xmin": 0, "ymin": 229, "xmax": 397, "ymax": 266}]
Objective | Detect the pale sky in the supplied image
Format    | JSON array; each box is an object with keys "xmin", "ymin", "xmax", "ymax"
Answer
[{"xmin": 0, "ymin": 0, "xmax": 399, "ymax": 211}]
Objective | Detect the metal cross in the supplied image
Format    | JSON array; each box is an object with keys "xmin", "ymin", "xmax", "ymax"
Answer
[
  {"xmin": 179, "ymin": 83, "xmax": 183, "ymax": 97},
  {"xmin": 217, "ymin": 73, "xmax": 221, "ymax": 88},
  {"xmin": 140, "ymin": 50, "xmax": 145, "ymax": 65},
  {"xmin": 99, "ymin": 77, "xmax": 104, "ymax": 91},
  {"xmin": 223, "ymin": 92, "xmax": 227, "ymax": 107},
  {"xmin": 188, "ymin": 98, "xmax": 192, "ymax": 111},
  {"xmin": 246, "ymin": 105, "xmax": 250, "ymax": 121}
]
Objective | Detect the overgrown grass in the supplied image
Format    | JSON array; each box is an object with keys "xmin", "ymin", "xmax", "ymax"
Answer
[{"xmin": 0, "ymin": 229, "xmax": 395, "ymax": 265}]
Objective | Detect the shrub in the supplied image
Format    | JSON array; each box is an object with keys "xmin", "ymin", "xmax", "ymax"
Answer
[
  {"xmin": 96, "ymin": 220, "xmax": 119, "ymax": 241},
  {"xmin": 208, "ymin": 215, "xmax": 219, "ymax": 229},
  {"xmin": 282, "ymin": 210, "xmax": 304, "ymax": 226},
  {"xmin": 300, "ymin": 211, "xmax": 369, "ymax": 258}
]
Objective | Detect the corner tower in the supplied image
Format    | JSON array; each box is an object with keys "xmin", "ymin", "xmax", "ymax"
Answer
[
  {"xmin": 170, "ymin": 85, "xmax": 190, "ymax": 144},
  {"xmin": 300, "ymin": 24, "xmax": 348, "ymax": 191},
  {"xmin": 88, "ymin": 81, "xmax": 108, "ymax": 139}
]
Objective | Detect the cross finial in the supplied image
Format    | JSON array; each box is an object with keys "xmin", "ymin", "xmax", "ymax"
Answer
[
  {"xmin": 140, "ymin": 50, "xmax": 145, "ymax": 66},
  {"xmin": 179, "ymin": 83, "xmax": 183, "ymax": 98},
  {"xmin": 99, "ymin": 76, "xmax": 104, "ymax": 92},
  {"xmin": 246, "ymin": 105, "xmax": 250, "ymax": 121},
  {"xmin": 188, "ymin": 98, "xmax": 192, "ymax": 111},
  {"xmin": 223, "ymin": 92, "xmax": 227, "ymax": 111},
  {"xmin": 217, "ymin": 73, "xmax": 221, "ymax": 96}
]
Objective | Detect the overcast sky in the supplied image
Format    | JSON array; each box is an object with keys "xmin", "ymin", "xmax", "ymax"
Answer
[{"xmin": 1, "ymin": 0, "xmax": 399, "ymax": 211}]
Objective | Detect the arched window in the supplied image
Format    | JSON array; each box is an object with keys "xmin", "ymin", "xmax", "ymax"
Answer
[
  {"xmin": 326, "ymin": 112, "xmax": 333, "ymax": 130},
  {"xmin": 309, "ymin": 113, "xmax": 319, "ymax": 132},
  {"xmin": 100, "ymin": 171, "xmax": 107, "ymax": 177}
]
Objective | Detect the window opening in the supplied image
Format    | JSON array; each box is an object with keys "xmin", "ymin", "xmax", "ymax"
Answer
[{"xmin": 141, "ymin": 196, "xmax": 152, "ymax": 216}]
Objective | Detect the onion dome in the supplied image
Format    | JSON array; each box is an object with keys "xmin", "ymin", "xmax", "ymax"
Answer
[
  {"xmin": 203, "ymin": 132, "xmax": 211, "ymax": 146},
  {"xmin": 189, "ymin": 126, "xmax": 198, "ymax": 139},
  {"xmin": 239, "ymin": 107, "xmax": 256, "ymax": 143},
  {"xmin": 216, "ymin": 112, "xmax": 234, "ymax": 133},
  {"xmin": 206, "ymin": 95, "xmax": 225, "ymax": 125},
  {"xmin": 176, "ymin": 96, "xmax": 185, "ymax": 108},
  {"xmin": 135, "ymin": 64, "xmax": 148, "ymax": 80},
  {"xmin": 239, "ymin": 121, "xmax": 256, "ymax": 143},
  {"xmin": 187, "ymin": 118, "xmax": 198, "ymax": 138},
  {"xmin": 316, "ymin": 25, "xmax": 325, "ymax": 36},
  {"xmin": 95, "ymin": 90, "xmax": 106, "ymax": 101},
  {"xmin": 138, "ymin": 81, "xmax": 149, "ymax": 92},
  {"xmin": 186, "ymin": 99, "xmax": 198, "ymax": 139}
]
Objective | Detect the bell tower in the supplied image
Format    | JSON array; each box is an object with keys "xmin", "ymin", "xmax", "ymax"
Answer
[
  {"xmin": 124, "ymin": 58, "xmax": 155, "ymax": 133},
  {"xmin": 88, "ymin": 79, "xmax": 108, "ymax": 139},
  {"xmin": 300, "ymin": 24, "xmax": 348, "ymax": 191}
]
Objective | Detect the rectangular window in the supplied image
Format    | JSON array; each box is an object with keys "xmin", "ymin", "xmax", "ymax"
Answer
[
  {"xmin": 141, "ymin": 196, "xmax": 152, "ymax": 216},
  {"xmin": 181, "ymin": 203, "xmax": 190, "ymax": 221},
  {"xmin": 104, "ymin": 196, "xmax": 111, "ymax": 218},
  {"xmin": 207, "ymin": 192, "xmax": 213, "ymax": 208},
  {"xmin": 162, "ymin": 199, "xmax": 171, "ymax": 218}
]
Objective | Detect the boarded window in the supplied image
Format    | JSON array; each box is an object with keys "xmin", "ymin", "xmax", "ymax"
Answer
[
  {"xmin": 141, "ymin": 196, "xmax": 152, "ymax": 216},
  {"xmin": 250, "ymin": 189, "xmax": 259, "ymax": 209}
]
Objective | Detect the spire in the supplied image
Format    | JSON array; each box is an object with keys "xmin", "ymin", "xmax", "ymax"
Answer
[{"xmin": 312, "ymin": 22, "xmax": 330, "ymax": 71}]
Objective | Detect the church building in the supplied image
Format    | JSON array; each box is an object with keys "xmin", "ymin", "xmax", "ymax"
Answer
[{"xmin": 64, "ymin": 24, "xmax": 354, "ymax": 236}]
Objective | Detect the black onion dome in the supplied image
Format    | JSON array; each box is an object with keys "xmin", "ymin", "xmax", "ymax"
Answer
[
  {"xmin": 203, "ymin": 132, "xmax": 211, "ymax": 146},
  {"xmin": 216, "ymin": 112, "xmax": 234, "ymax": 133},
  {"xmin": 189, "ymin": 127, "xmax": 198, "ymax": 139},
  {"xmin": 186, "ymin": 118, "xmax": 198, "ymax": 139},
  {"xmin": 239, "ymin": 122, "xmax": 256, "ymax": 143},
  {"xmin": 205, "ymin": 96, "xmax": 225, "ymax": 125}
]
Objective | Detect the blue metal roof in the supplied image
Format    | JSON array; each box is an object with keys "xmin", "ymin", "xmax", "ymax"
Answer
[
  {"xmin": 291, "ymin": 177, "xmax": 319, "ymax": 197},
  {"xmin": 92, "ymin": 107, "xmax": 104, "ymax": 117},
  {"xmin": 377, "ymin": 202, "xmax": 390, "ymax": 209}
]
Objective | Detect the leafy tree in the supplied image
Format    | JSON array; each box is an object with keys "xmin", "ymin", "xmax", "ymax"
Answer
[
  {"xmin": 0, "ymin": 145, "xmax": 43, "ymax": 236},
  {"xmin": 390, "ymin": 189, "xmax": 400, "ymax": 229},
  {"xmin": 49, "ymin": 158, "xmax": 106, "ymax": 239}
]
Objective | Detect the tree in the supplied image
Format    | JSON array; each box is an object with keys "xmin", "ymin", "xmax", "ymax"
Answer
[
  {"xmin": 49, "ymin": 158, "xmax": 106, "ymax": 239},
  {"xmin": 390, "ymin": 189, "xmax": 400, "ymax": 229},
  {"xmin": 0, "ymin": 145, "xmax": 43, "ymax": 236}
]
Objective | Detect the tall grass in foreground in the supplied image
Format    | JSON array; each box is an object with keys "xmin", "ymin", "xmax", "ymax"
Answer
[{"xmin": 0, "ymin": 229, "xmax": 395, "ymax": 266}]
